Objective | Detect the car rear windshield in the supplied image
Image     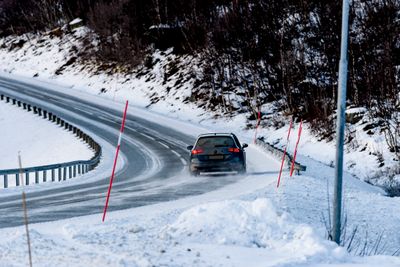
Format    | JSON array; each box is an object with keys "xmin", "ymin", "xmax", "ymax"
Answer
[{"xmin": 195, "ymin": 136, "xmax": 236, "ymax": 149}]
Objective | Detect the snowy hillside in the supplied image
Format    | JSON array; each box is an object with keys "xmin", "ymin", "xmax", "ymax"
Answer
[
  {"xmin": 0, "ymin": 28, "xmax": 398, "ymax": 193},
  {"xmin": 0, "ymin": 30, "xmax": 400, "ymax": 266}
]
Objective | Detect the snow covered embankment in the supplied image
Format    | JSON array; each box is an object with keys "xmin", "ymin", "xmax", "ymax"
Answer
[
  {"xmin": 0, "ymin": 28, "xmax": 398, "ymax": 191},
  {"xmin": 1, "ymin": 28, "xmax": 400, "ymax": 266},
  {"xmin": 0, "ymin": 144, "xmax": 399, "ymax": 266},
  {"xmin": 1, "ymin": 196, "xmax": 399, "ymax": 267},
  {"xmin": 0, "ymin": 100, "xmax": 93, "ymax": 187}
]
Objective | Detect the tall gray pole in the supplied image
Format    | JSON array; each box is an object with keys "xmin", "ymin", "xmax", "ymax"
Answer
[{"xmin": 332, "ymin": 0, "xmax": 350, "ymax": 245}]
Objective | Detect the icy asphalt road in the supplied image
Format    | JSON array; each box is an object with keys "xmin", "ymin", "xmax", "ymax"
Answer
[{"xmin": 0, "ymin": 76, "xmax": 249, "ymax": 229}]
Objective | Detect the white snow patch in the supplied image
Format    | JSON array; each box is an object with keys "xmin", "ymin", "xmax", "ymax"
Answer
[
  {"xmin": 0, "ymin": 30, "xmax": 399, "ymax": 266},
  {"xmin": 0, "ymin": 101, "xmax": 93, "ymax": 170}
]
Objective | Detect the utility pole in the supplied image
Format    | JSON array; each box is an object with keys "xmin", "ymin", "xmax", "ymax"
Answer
[{"xmin": 332, "ymin": 0, "xmax": 350, "ymax": 245}]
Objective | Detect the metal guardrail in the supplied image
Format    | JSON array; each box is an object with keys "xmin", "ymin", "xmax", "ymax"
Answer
[
  {"xmin": 0, "ymin": 93, "xmax": 102, "ymax": 188},
  {"xmin": 255, "ymin": 137, "xmax": 306, "ymax": 174}
]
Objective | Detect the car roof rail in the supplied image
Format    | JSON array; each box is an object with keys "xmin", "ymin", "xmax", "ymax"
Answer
[{"xmin": 198, "ymin": 133, "xmax": 234, "ymax": 137}]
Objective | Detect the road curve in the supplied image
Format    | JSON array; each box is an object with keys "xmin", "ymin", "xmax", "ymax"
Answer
[{"xmin": 0, "ymin": 75, "xmax": 248, "ymax": 229}]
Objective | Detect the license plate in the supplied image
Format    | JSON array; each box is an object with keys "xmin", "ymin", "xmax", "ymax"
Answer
[{"xmin": 209, "ymin": 155, "xmax": 224, "ymax": 160}]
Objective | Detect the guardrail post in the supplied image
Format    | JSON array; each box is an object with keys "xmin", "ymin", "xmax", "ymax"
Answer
[
  {"xmin": 43, "ymin": 110, "xmax": 47, "ymax": 119},
  {"xmin": 12, "ymin": 99, "xmax": 16, "ymax": 105},
  {"xmin": 58, "ymin": 168, "xmax": 62, "ymax": 181},
  {"xmin": 38, "ymin": 108, "xmax": 42, "ymax": 116},
  {"xmin": 51, "ymin": 169, "xmax": 55, "ymax": 181},
  {"xmin": 25, "ymin": 171, "xmax": 29, "ymax": 185},
  {"xmin": 35, "ymin": 171, "xmax": 39, "ymax": 184},
  {"xmin": 56, "ymin": 117, "xmax": 60, "ymax": 125},
  {"xmin": 63, "ymin": 167, "xmax": 67, "ymax": 180},
  {"xmin": 68, "ymin": 166, "xmax": 72, "ymax": 178},
  {"xmin": 23, "ymin": 103, "xmax": 27, "ymax": 110},
  {"xmin": 0, "ymin": 94, "xmax": 3, "ymax": 100},
  {"xmin": 27, "ymin": 104, "xmax": 31, "ymax": 112},
  {"xmin": 33, "ymin": 106, "xmax": 37, "ymax": 114},
  {"xmin": 73, "ymin": 165, "xmax": 76, "ymax": 177},
  {"xmin": 4, "ymin": 175, "xmax": 8, "ymax": 188},
  {"xmin": 43, "ymin": 170, "xmax": 47, "ymax": 182},
  {"xmin": 78, "ymin": 164, "xmax": 81, "ymax": 174},
  {"xmin": 17, "ymin": 101, "xmax": 21, "ymax": 107},
  {"xmin": 6, "ymin": 96, "xmax": 10, "ymax": 103},
  {"xmin": 16, "ymin": 173, "xmax": 20, "ymax": 186},
  {"xmin": 60, "ymin": 120, "xmax": 64, "ymax": 128},
  {"xmin": 64, "ymin": 122, "xmax": 68, "ymax": 130}
]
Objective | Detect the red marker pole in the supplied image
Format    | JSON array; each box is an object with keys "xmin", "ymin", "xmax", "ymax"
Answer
[
  {"xmin": 290, "ymin": 120, "xmax": 303, "ymax": 177},
  {"xmin": 253, "ymin": 110, "xmax": 261, "ymax": 144},
  {"xmin": 102, "ymin": 100, "xmax": 129, "ymax": 222},
  {"xmin": 276, "ymin": 118, "xmax": 293, "ymax": 188}
]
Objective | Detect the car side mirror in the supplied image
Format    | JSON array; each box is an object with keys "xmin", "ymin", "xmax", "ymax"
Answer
[
  {"xmin": 242, "ymin": 143, "xmax": 248, "ymax": 149},
  {"xmin": 187, "ymin": 145, "xmax": 194, "ymax": 150}
]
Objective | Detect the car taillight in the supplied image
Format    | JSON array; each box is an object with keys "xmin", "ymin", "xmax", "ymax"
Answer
[
  {"xmin": 192, "ymin": 148, "xmax": 204, "ymax": 155},
  {"xmin": 228, "ymin": 148, "xmax": 240, "ymax": 153}
]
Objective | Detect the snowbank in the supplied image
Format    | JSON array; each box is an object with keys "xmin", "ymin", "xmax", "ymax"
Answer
[
  {"xmin": 0, "ymin": 100, "xmax": 93, "ymax": 170},
  {"xmin": 1, "ymin": 196, "xmax": 399, "ymax": 267}
]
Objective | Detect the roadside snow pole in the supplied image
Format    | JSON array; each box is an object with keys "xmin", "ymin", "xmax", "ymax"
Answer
[
  {"xmin": 102, "ymin": 100, "xmax": 129, "ymax": 222},
  {"xmin": 289, "ymin": 120, "xmax": 303, "ymax": 177},
  {"xmin": 253, "ymin": 109, "xmax": 262, "ymax": 144},
  {"xmin": 333, "ymin": 0, "xmax": 350, "ymax": 245},
  {"xmin": 18, "ymin": 152, "xmax": 33, "ymax": 267},
  {"xmin": 276, "ymin": 118, "xmax": 293, "ymax": 188}
]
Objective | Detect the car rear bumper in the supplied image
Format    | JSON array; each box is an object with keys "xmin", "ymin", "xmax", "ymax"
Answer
[{"xmin": 190, "ymin": 161, "xmax": 244, "ymax": 173}]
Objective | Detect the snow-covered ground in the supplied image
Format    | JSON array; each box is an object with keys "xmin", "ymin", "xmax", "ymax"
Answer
[
  {"xmin": 0, "ymin": 100, "xmax": 93, "ymax": 171},
  {"xmin": 0, "ymin": 29, "xmax": 399, "ymax": 266},
  {"xmin": 0, "ymin": 141, "xmax": 399, "ymax": 266},
  {"xmin": 0, "ymin": 28, "xmax": 398, "ymax": 188}
]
